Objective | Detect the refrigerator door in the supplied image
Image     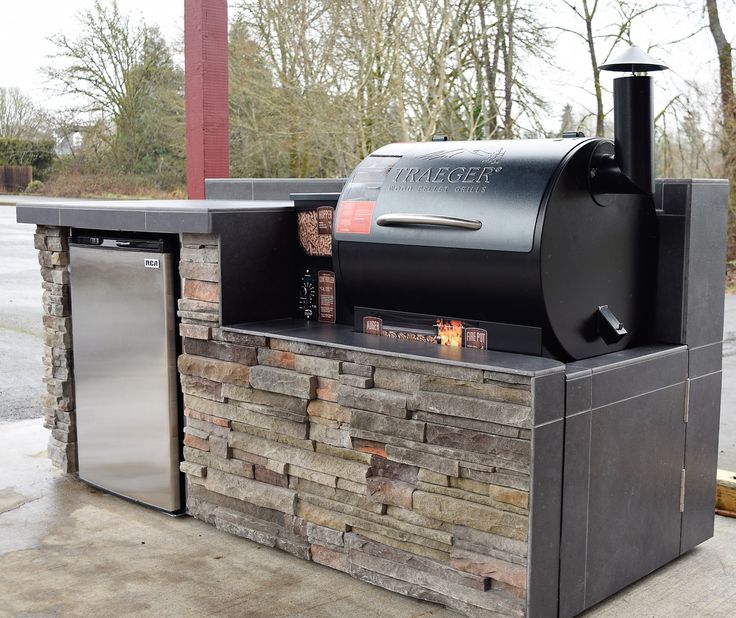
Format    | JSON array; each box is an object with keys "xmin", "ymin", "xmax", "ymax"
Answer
[{"xmin": 70, "ymin": 243, "xmax": 181, "ymax": 512}]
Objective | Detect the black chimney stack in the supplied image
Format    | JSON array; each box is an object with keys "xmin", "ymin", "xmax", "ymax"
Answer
[{"xmin": 592, "ymin": 46, "xmax": 668, "ymax": 196}]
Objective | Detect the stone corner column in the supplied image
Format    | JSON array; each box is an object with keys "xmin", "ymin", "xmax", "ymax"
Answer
[{"xmin": 35, "ymin": 225, "xmax": 77, "ymax": 474}]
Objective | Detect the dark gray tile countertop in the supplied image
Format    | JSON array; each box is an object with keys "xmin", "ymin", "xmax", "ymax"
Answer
[
  {"xmin": 226, "ymin": 319, "xmax": 566, "ymax": 376},
  {"xmin": 225, "ymin": 320, "xmax": 686, "ymax": 376},
  {"xmin": 15, "ymin": 199, "xmax": 292, "ymax": 234}
]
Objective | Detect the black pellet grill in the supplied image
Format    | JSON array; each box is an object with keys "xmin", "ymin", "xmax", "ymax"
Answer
[
  {"xmin": 330, "ymin": 48, "xmax": 675, "ymax": 362},
  {"xmin": 333, "ymin": 137, "xmax": 656, "ymax": 360}
]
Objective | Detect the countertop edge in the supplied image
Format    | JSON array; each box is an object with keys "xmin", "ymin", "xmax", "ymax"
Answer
[{"xmin": 14, "ymin": 199, "xmax": 294, "ymax": 233}]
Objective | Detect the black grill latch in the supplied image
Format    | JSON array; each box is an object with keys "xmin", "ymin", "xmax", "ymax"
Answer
[{"xmin": 597, "ymin": 305, "xmax": 628, "ymax": 343}]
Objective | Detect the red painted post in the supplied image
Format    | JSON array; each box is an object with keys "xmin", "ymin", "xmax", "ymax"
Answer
[{"xmin": 184, "ymin": 0, "xmax": 229, "ymax": 199}]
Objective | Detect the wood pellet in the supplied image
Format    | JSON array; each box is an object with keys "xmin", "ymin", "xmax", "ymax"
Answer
[{"xmin": 297, "ymin": 210, "xmax": 332, "ymax": 256}]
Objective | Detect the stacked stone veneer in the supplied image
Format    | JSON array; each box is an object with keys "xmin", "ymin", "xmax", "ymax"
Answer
[
  {"xmin": 178, "ymin": 233, "xmax": 534, "ymax": 617},
  {"xmin": 35, "ymin": 225, "xmax": 77, "ymax": 473}
]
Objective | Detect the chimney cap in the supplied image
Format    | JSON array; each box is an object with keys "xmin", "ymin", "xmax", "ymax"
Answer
[{"xmin": 600, "ymin": 46, "xmax": 668, "ymax": 73}]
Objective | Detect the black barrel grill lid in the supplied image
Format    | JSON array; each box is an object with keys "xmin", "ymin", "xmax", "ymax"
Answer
[{"xmin": 334, "ymin": 137, "xmax": 590, "ymax": 254}]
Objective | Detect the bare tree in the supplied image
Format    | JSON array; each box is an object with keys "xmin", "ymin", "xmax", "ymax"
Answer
[
  {"xmin": 226, "ymin": 0, "xmax": 557, "ymax": 178},
  {"xmin": 395, "ymin": 0, "xmax": 474, "ymax": 140},
  {"xmin": 229, "ymin": 16, "xmax": 291, "ymax": 177},
  {"xmin": 655, "ymin": 83, "xmax": 720, "ymax": 180},
  {"xmin": 477, "ymin": 0, "xmax": 502, "ymax": 138},
  {"xmin": 329, "ymin": 0, "xmax": 408, "ymax": 156},
  {"xmin": 705, "ymin": 0, "xmax": 736, "ymax": 260},
  {"xmin": 499, "ymin": 0, "xmax": 550, "ymax": 137},
  {"xmin": 0, "ymin": 88, "xmax": 49, "ymax": 139},
  {"xmin": 558, "ymin": 0, "xmax": 658, "ymax": 137},
  {"xmin": 235, "ymin": 0, "xmax": 344, "ymax": 176},
  {"xmin": 44, "ymin": 0, "xmax": 182, "ymax": 173}
]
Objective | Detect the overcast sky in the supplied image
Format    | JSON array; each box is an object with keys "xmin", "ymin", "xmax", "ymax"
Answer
[
  {"xmin": 0, "ymin": 0, "xmax": 184, "ymax": 99},
  {"xmin": 0, "ymin": 0, "xmax": 733, "ymax": 134}
]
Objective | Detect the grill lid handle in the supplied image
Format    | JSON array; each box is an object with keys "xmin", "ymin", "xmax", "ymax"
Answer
[{"xmin": 375, "ymin": 214, "xmax": 482, "ymax": 230}]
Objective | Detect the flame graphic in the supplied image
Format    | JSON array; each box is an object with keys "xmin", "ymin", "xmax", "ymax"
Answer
[{"xmin": 436, "ymin": 320, "xmax": 464, "ymax": 347}]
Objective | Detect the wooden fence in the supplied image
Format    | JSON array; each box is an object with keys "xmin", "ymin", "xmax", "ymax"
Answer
[{"xmin": 0, "ymin": 166, "xmax": 32, "ymax": 193}]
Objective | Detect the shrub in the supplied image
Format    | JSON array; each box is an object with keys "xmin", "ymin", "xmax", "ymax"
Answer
[
  {"xmin": 0, "ymin": 138, "xmax": 56, "ymax": 180},
  {"xmin": 25, "ymin": 180, "xmax": 44, "ymax": 193}
]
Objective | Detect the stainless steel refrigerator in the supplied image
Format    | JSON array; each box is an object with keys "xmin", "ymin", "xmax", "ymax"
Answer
[{"xmin": 69, "ymin": 235, "xmax": 182, "ymax": 513}]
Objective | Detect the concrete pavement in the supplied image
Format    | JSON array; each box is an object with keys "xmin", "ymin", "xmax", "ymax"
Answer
[
  {"xmin": 0, "ymin": 419, "xmax": 453, "ymax": 617},
  {"xmin": 719, "ymin": 296, "xmax": 736, "ymax": 471},
  {"xmin": 1, "ymin": 418, "xmax": 734, "ymax": 617}
]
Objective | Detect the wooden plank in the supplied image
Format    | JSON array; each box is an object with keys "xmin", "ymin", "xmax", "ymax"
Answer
[
  {"xmin": 0, "ymin": 165, "xmax": 32, "ymax": 192},
  {"xmin": 716, "ymin": 469, "xmax": 736, "ymax": 516}
]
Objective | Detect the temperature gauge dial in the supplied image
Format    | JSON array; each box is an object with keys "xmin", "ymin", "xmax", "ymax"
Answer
[{"xmin": 298, "ymin": 270, "xmax": 318, "ymax": 320}]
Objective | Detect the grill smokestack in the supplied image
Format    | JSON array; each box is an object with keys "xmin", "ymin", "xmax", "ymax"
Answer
[{"xmin": 592, "ymin": 46, "xmax": 668, "ymax": 196}]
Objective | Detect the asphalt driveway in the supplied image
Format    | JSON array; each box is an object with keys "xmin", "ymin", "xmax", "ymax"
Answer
[{"xmin": 0, "ymin": 204, "xmax": 43, "ymax": 422}]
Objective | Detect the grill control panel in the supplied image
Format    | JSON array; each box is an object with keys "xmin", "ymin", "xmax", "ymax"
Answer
[{"xmin": 298, "ymin": 270, "xmax": 317, "ymax": 320}]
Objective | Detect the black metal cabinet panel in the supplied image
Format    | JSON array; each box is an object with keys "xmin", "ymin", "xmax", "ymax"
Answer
[
  {"xmin": 683, "ymin": 181, "xmax": 729, "ymax": 348},
  {"xmin": 689, "ymin": 341, "xmax": 723, "ymax": 379},
  {"xmin": 560, "ymin": 347, "xmax": 689, "ymax": 617},
  {"xmin": 584, "ymin": 383, "xmax": 686, "ymax": 608},
  {"xmin": 527, "ymin": 417, "xmax": 565, "ymax": 618},
  {"xmin": 533, "ymin": 372, "xmax": 566, "ymax": 425},
  {"xmin": 214, "ymin": 211, "xmax": 297, "ymax": 325},
  {"xmin": 588, "ymin": 347, "xmax": 687, "ymax": 408},
  {"xmin": 653, "ymin": 214, "xmax": 687, "ymax": 343},
  {"xmin": 558, "ymin": 410, "xmax": 592, "ymax": 618},
  {"xmin": 654, "ymin": 179, "xmax": 728, "ymax": 347},
  {"xmin": 681, "ymin": 370, "xmax": 723, "ymax": 553},
  {"xmin": 564, "ymin": 368, "xmax": 592, "ymax": 418}
]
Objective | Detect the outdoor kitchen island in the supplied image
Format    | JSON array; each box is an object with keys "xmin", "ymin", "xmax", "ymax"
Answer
[{"xmin": 16, "ymin": 175, "xmax": 728, "ymax": 618}]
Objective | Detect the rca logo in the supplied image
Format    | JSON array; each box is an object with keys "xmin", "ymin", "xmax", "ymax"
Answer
[{"xmin": 144, "ymin": 258, "xmax": 160, "ymax": 269}]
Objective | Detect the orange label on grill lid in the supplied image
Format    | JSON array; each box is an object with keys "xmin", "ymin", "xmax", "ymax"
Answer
[{"xmin": 336, "ymin": 201, "xmax": 375, "ymax": 234}]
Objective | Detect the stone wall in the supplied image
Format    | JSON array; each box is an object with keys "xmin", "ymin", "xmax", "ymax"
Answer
[
  {"xmin": 35, "ymin": 225, "xmax": 77, "ymax": 473},
  {"xmin": 177, "ymin": 233, "xmax": 533, "ymax": 617}
]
